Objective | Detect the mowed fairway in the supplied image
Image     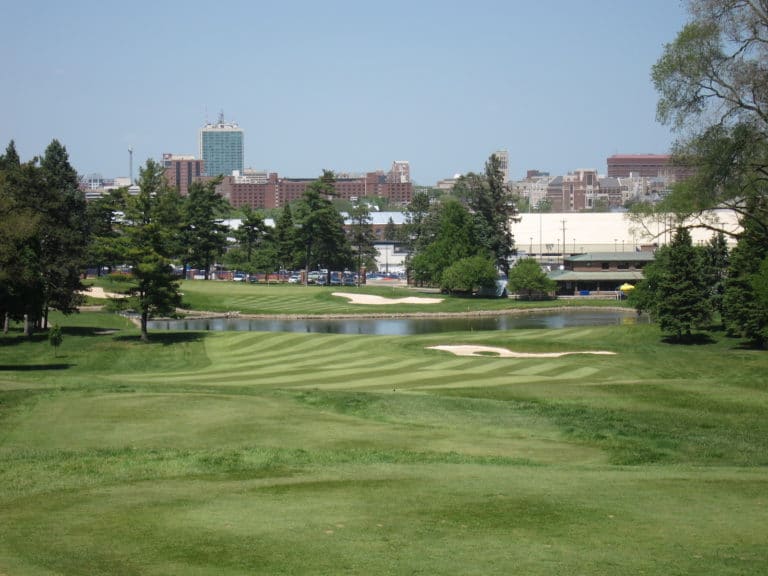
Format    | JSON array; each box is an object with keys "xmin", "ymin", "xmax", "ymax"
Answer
[{"xmin": 1, "ymin": 309, "xmax": 767, "ymax": 575}]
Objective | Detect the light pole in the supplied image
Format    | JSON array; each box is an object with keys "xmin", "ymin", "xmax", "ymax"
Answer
[{"xmin": 614, "ymin": 238, "xmax": 618, "ymax": 252}]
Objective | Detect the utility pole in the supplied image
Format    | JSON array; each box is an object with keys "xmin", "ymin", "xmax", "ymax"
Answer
[
  {"xmin": 128, "ymin": 146, "xmax": 133, "ymax": 186},
  {"xmin": 560, "ymin": 219, "xmax": 567, "ymax": 266}
]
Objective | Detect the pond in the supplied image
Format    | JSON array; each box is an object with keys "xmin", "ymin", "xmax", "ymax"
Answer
[{"xmin": 148, "ymin": 309, "xmax": 647, "ymax": 336}]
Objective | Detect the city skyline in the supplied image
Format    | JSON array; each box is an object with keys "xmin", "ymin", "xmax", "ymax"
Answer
[{"xmin": 2, "ymin": 1, "xmax": 688, "ymax": 185}]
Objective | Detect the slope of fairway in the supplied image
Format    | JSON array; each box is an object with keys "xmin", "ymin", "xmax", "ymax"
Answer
[{"xmin": 1, "ymin": 313, "xmax": 767, "ymax": 575}]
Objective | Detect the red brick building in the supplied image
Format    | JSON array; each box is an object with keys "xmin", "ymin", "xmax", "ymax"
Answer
[
  {"xmin": 607, "ymin": 154, "xmax": 693, "ymax": 181},
  {"xmin": 218, "ymin": 170, "xmax": 413, "ymax": 209},
  {"xmin": 163, "ymin": 154, "xmax": 204, "ymax": 195}
]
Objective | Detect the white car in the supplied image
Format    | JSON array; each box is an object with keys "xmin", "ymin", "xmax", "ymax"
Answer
[{"xmin": 288, "ymin": 274, "xmax": 301, "ymax": 284}]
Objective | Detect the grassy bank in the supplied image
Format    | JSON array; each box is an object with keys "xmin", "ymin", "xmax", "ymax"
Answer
[
  {"xmin": 1, "ymin": 309, "xmax": 766, "ymax": 574},
  {"xmin": 89, "ymin": 277, "xmax": 630, "ymax": 316}
]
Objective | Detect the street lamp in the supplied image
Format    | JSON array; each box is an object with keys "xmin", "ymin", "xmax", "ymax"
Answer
[{"xmin": 614, "ymin": 239, "xmax": 618, "ymax": 252}]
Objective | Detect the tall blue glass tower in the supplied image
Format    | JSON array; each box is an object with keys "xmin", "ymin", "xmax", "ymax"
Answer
[{"xmin": 199, "ymin": 114, "xmax": 244, "ymax": 177}]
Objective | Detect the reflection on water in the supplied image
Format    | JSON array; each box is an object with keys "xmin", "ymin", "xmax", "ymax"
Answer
[{"xmin": 149, "ymin": 309, "xmax": 648, "ymax": 335}]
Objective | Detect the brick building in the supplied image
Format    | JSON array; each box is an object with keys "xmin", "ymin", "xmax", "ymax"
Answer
[
  {"xmin": 163, "ymin": 154, "xmax": 204, "ymax": 195},
  {"xmin": 218, "ymin": 167, "xmax": 413, "ymax": 209},
  {"xmin": 607, "ymin": 154, "xmax": 693, "ymax": 181}
]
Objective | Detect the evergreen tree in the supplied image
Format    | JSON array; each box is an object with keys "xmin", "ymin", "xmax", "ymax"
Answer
[
  {"xmin": 722, "ymin": 196, "xmax": 768, "ymax": 347},
  {"xmin": 294, "ymin": 171, "xmax": 352, "ymax": 273},
  {"xmin": 638, "ymin": 227, "xmax": 711, "ymax": 341},
  {"xmin": 120, "ymin": 159, "xmax": 184, "ymax": 342},
  {"xmin": 85, "ymin": 189, "xmax": 128, "ymax": 276},
  {"xmin": 453, "ymin": 154, "xmax": 519, "ymax": 275},
  {"xmin": 37, "ymin": 140, "xmax": 89, "ymax": 327},
  {"xmin": 348, "ymin": 203, "xmax": 378, "ymax": 278},
  {"xmin": 701, "ymin": 231, "xmax": 729, "ymax": 320},
  {"xmin": 273, "ymin": 204, "xmax": 297, "ymax": 271},
  {"xmin": 0, "ymin": 152, "xmax": 39, "ymax": 333},
  {"xmin": 183, "ymin": 179, "xmax": 230, "ymax": 280}
]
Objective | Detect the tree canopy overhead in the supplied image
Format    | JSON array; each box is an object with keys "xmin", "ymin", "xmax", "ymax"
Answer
[{"xmin": 651, "ymin": 0, "xmax": 768, "ymax": 240}]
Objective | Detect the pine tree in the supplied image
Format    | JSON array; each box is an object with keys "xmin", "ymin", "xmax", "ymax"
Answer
[
  {"xmin": 722, "ymin": 197, "xmax": 768, "ymax": 347},
  {"xmin": 655, "ymin": 227, "xmax": 711, "ymax": 341},
  {"xmin": 120, "ymin": 159, "xmax": 184, "ymax": 342}
]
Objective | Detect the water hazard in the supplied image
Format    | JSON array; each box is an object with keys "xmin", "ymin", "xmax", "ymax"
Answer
[{"xmin": 148, "ymin": 309, "xmax": 647, "ymax": 336}]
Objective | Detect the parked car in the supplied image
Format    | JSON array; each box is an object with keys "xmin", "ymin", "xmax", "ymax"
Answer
[
  {"xmin": 288, "ymin": 274, "xmax": 301, "ymax": 284},
  {"xmin": 233, "ymin": 272, "xmax": 246, "ymax": 282}
]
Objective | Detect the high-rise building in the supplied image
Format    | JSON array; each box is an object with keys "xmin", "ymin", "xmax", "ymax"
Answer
[{"xmin": 199, "ymin": 113, "xmax": 244, "ymax": 177}]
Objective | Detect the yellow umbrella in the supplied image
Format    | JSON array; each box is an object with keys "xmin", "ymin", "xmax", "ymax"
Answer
[{"xmin": 619, "ymin": 283, "xmax": 635, "ymax": 291}]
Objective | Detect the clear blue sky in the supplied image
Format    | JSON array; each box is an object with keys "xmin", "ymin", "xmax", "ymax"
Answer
[{"xmin": 1, "ymin": 0, "xmax": 688, "ymax": 185}]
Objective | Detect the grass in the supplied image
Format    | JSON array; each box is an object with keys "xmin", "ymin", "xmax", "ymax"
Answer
[
  {"xmin": 88, "ymin": 276, "xmax": 631, "ymax": 316},
  {"xmin": 0, "ymin": 295, "xmax": 766, "ymax": 574}
]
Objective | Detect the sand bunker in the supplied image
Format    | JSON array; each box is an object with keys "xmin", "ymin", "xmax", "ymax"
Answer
[
  {"xmin": 333, "ymin": 292, "xmax": 443, "ymax": 305},
  {"xmin": 427, "ymin": 345, "xmax": 616, "ymax": 358},
  {"xmin": 83, "ymin": 286, "xmax": 126, "ymax": 299}
]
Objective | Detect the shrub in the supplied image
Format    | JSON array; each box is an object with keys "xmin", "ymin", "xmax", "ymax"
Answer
[{"xmin": 440, "ymin": 255, "xmax": 498, "ymax": 295}]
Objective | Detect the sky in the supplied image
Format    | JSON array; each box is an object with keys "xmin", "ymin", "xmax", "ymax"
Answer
[{"xmin": 1, "ymin": 0, "xmax": 689, "ymax": 185}]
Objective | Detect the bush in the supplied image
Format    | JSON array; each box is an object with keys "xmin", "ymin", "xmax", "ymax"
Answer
[
  {"xmin": 507, "ymin": 258, "xmax": 556, "ymax": 300},
  {"xmin": 440, "ymin": 256, "xmax": 498, "ymax": 295}
]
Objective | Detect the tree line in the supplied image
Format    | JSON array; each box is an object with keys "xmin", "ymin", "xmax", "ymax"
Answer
[
  {"xmin": 403, "ymin": 153, "xmax": 519, "ymax": 294},
  {"xmin": 627, "ymin": 0, "xmax": 768, "ymax": 347},
  {"xmin": 0, "ymin": 149, "xmax": 380, "ymax": 341}
]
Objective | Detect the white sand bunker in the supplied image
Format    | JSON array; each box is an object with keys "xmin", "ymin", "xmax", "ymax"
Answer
[
  {"xmin": 427, "ymin": 345, "xmax": 616, "ymax": 358},
  {"xmin": 333, "ymin": 292, "xmax": 443, "ymax": 305},
  {"xmin": 83, "ymin": 286, "xmax": 126, "ymax": 299}
]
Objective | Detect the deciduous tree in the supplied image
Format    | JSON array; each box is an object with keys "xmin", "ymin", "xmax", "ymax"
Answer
[{"xmin": 507, "ymin": 258, "xmax": 555, "ymax": 300}]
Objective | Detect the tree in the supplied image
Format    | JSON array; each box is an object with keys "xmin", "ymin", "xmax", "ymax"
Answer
[
  {"xmin": 440, "ymin": 255, "xmax": 498, "ymax": 295},
  {"xmin": 453, "ymin": 154, "xmax": 519, "ymax": 275},
  {"xmin": 722, "ymin": 195, "xmax": 768, "ymax": 346},
  {"xmin": 183, "ymin": 179, "xmax": 230, "ymax": 280},
  {"xmin": 347, "ymin": 203, "xmax": 378, "ymax": 280},
  {"xmin": 383, "ymin": 217, "xmax": 397, "ymax": 242},
  {"xmin": 634, "ymin": 227, "xmax": 711, "ymax": 341},
  {"xmin": 294, "ymin": 171, "xmax": 353, "ymax": 274},
  {"xmin": 120, "ymin": 159, "xmax": 184, "ymax": 342},
  {"xmin": 408, "ymin": 199, "xmax": 484, "ymax": 286},
  {"xmin": 235, "ymin": 206, "xmax": 268, "ymax": 265},
  {"xmin": 224, "ymin": 206, "xmax": 273, "ymax": 277},
  {"xmin": 273, "ymin": 204, "xmax": 297, "ymax": 271},
  {"xmin": 648, "ymin": 1, "xmax": 768, "ymax": 244},
  {"xmin": 507, "ymin": 258, "xmax": 556, "ymax": 300},
  {"xmin": 701, "ymin": 231, "xmax": 729, "ymax": 320},
  {"xmin": 37, "ymin": 140, "xmax": 89, "ymax": 327},
  {"xmin": 0, "ymin": 153, "xmax": 39, "ymax": 333},
  {"xmin": 403, "ymin": 190, "xmax": 432, "ymax": 256},
  {"xmin": 49, "ymin": 323, "xmax": 62, "ymax": 357},
  {"xmin": 0, "ymin": 140, "xmax": 88, "ymax": 332},
  {"xmin": 85, "ymin": 189, "xmax": 128, "ymax": 276}
]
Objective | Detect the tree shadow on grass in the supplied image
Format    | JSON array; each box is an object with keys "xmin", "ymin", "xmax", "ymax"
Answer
[
  {"xmin": 0, "ymin": 332, "xmax": 48, "ymax": 346},
  {"xmin": 661, "ymin": 333, "xmax": 717, "ymax": 345},
  {"xmin": 61, "ymin": 326, "xmax": 123, "ymax": 337},
  {"xmin": 0, "ymin": 363, "xmax": 73, "ymax": 371},
  {"xmin": 113, "ymin": 332, "xmax": 206, "ymax": 346}
]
